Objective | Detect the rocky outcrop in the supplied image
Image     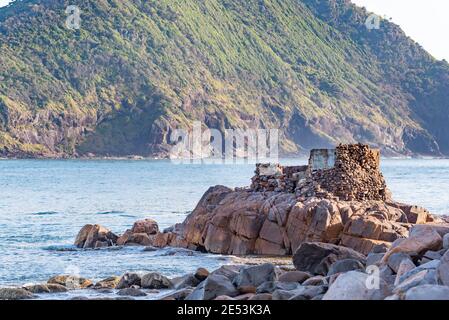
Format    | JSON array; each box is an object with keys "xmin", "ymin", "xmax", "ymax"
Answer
[
  {"xmin": 146, "ymin": 188, "xmax": 434, "ymax": 255},
  {"xmin": 73, "ymin": 145, "xmax": 448, "ymax": 257},
  {"xmin": 74, "ymin": 224, "xmax": 118, "ymax": 249},
  {"xmin": 0, "ymin": 288, "xmax": 35, "ymax": 300},
  {"xmin": 47, "ymin": 275, "xmax": 93, "ymax": 290},
  {"xmin": 73, "ymin": 187, "xmax": 440, "ymax": 256}
]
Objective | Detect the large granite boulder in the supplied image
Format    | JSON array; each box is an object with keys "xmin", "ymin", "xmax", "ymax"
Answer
[
  {"xmin": 293, "ymin": 242, "xmax": 366, "ymax": 275},
  {"xmin": 0, "ymin": 288, "xmax": 34, "ymax": 300},
  {"xmin": 47, "ymin": 275, "xmax": 93, "ymax": 289},
  {"xmin": 382, "ymin": 225, "xmax": 443, "ymax": 263},
  {"xmin": 74, "ymin": 224, "xmax": 118, "ymax": 249},
  {"xmin": 322, "ymin": 271, "xmax": 390, "ymax": 300},
  {"xmin": 186, "ymin": 274, "xmax": 239, "ymax": 300},
  {"xmin": 116, "ymin": 219, "xmax": 160, "ymax": 246},
  {"xmin": 233, "ymin": 264, "xmax": 277, "ymax": 288},
  {"xmin": 73, "ymin": 182, "xmax": 447, "ymax": 257},
  {"xmin": 157, "ymin": 186, "xmax": 418, "ymax": 256}
]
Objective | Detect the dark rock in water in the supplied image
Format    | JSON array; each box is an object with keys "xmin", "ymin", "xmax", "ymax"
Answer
[
  {"xmin": 131, "ymin": 219, "xmax": 159, "ymax": 235},
  {"xmin": 74, "ymin": 224, "xmax": 118, "ymax": 249},
  {"xmin": 116, "ymin": 273, "xmax": 141, "ymax": 289},
  {"xmin": 143, "ymin": 246, "xmax": 158, "ymax": 252},
  {"xmin": 93, "ymin": 276, "xmax": 121, "ymax": 289},
  {"xmin": 117, "ymin": 288, "xmax": 147, "ymax": 297},
  {"xmin": 0, "ymin": 288, "xmax": 34, "ymax": 300},
  {"xmin": 293, "ymin": 242, "xmax": 366, "ymax": 275},
  {"xmin": 141, "ymin": 273, "xmax": 172, "ymax": 289},
  {"xmin": 159, "ymin": 248, "xmax": 196, "ymax": 256},
  {"xmin": 210, "ymin": 265, "xmax": 242, "ymax": 281},
  {"xmin": 186, "ymin": 274, "xmax": 238, "ymax": 300},
  {"xmin": 23, "ymin": 284, "xmax": 51, "ymax": 294},
  {"xmin": 25, "ymin": 283, "xmax": 67, "ymax": 294},
  {"xmin": 115, "ymin": 219, "xmax": 159, "ymax": 246},
  {"xmin": 117, "ymin": 230, "xmax": 152, "ymax": 246},
  {"xmin": 172, "ymin": 274, "xmax": 200, "ymax": 289},
  {"xmin": 47, "ymin": 275, "xmax": 93, "ymax": 289},
  {"xmin": 194, "ymin": 268, "xmax": 209, "ymax": 281},
  {"xmin": 96, "ymin": 289, "xmax": 113, "ymax": 294},
  {"xmin": 233, "ymin": 263, "xmax": 276, "ymax": 288},
  {"xmin": 327, "ymin": 259, "xmax": 365, "ymax": 276},
  {"xmin": 70, "ymin": 296, "xmax": 90, "ymax": 300}
]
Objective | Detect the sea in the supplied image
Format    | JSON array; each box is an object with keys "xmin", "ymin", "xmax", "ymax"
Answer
[{"xmin": 0, "ymin": 158, "xmax": 448, "ymax": 298}]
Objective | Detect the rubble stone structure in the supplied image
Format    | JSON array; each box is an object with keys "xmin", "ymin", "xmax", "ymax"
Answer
[{"xmin": 251, "ymin": 144, "xmax": 388, "ymax": 201}]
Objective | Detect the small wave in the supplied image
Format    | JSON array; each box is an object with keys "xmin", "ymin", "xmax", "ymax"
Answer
[
  {"xmin": 157, "ymin": 248, "xmax": 197, "ymax": 257},
  {"xmin": 42, "ymin": 245, "xmax": 78, "ymax": 252},
  {"xmin": 96, "ymin": 210, "xmax": 124, "ymax": 215},
  {"xmin": 119, "ymin": 214, "xmax": 137, "ymax": 218},
  {"xmin": 32, "ymin": 211, "xmax": 58, "ymax": 216}
]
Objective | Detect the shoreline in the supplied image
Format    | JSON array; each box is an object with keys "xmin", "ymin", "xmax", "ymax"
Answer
[
  {"xmin": 2, "ymin": 144, "xmax": 449, "ymax": 300},
  {"xmin": 2, "ymin": 156, "xmax": 449, "ymax": 161}
]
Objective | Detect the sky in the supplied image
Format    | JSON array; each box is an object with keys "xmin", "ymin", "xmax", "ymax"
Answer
[
  {"xmin": 351, "ymin": 0, "xmax": 448, "ymax": 61},
  {"xmin": 0, "ymin": 0, "xmax": 447, "ymax": 60}
]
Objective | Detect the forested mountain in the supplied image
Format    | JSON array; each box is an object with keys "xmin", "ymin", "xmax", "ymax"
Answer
[{"xmin": 0, "ymin": 0, "xmax": 448, "ymax": 158}]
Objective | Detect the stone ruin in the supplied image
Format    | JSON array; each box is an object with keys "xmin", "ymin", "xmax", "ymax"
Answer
[{"xmin": 251, "ymin": 144, "xmax": 389, "ymax": 201}]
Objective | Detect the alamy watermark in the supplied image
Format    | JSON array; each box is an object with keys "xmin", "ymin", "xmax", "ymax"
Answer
[
  {"xmin": 169, "ymin": 121, "xmax": 279, "ymax": 164},
  {"xmin": 65, "ymin": 5, "xmax": 81, "ymax": 30}
]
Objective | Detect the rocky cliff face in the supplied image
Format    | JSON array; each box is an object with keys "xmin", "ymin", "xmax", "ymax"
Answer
[{"xmin": 0, "ymin": 0, "xmax": 448, "ymax": 158}]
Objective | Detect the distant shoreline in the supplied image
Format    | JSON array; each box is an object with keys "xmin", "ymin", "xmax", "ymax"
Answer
[{"xmin": 1, "ymin": 156, "xmax": 449, "ymax": 161}]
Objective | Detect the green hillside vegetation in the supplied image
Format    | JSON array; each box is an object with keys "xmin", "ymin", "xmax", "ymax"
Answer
[{"xmin": 0, "ymin": 0, "xmax": 448, "ymax": 158}]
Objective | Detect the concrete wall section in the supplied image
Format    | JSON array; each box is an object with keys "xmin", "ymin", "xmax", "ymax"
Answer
[{"xmin": 309, "ymin": 149, "xmax": 336, "ymax": 171}]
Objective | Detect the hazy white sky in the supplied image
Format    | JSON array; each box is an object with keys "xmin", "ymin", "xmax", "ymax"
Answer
[
  {"xmin": 0, "ymin": 0, "xmax": 447, "ymax": 60},
  {"xmin": 351, "ymin": 0, "xmax": 448, "ymax": 61}
]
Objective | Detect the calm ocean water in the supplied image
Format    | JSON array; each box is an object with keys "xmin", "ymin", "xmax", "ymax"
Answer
[{"xmin": 0, "ymin": 158, "xmax": 448, "ymax": 290}]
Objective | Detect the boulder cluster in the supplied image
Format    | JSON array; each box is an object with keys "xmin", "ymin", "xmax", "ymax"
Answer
[
  {"xmin": 73, "ymin": 144, "xmax": 445, "ymax": 257},
  {"xmin": 41, "ymin": 143, "xmax": 449, "ymax": 300},
  {"xmin": 77, "ymin": 187, "xmax": 440, "ymax": 256},
  {"xmin": 6, "ymin": 225, "xmax": 449, "ymax": 300}
]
